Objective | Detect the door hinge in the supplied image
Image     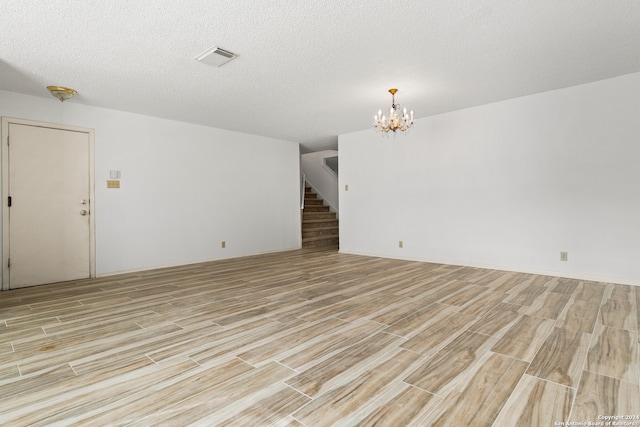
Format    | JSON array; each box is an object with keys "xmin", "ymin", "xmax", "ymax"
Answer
[
  {"xmin": 7, "ymin": 196, "xmax": 11, "ymax": 207},
  {"xmin": 7, "ymin": 258, "xmax": 10, "ymax": 268}
]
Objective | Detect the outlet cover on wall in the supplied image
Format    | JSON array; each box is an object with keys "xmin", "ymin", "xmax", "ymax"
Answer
[
  {"xmin": 560, "ymin": 251, "xmax": 568, "ymax": 261},
  {"xmin": 221, "ymin": 241, "xmax": 226, "ymax": 249}
]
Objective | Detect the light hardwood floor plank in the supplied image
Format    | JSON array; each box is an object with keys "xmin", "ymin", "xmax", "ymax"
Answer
[
  {"xmin": 555, "ymin": 299, "xmax": 600, "ymax": 333},
  {"xmin": 404, "ymin": 330, "xmax": 500, "ymax": 396},
  {"xmin": 600, "ymin": 298, "xmax": 638, "ymax": 331},
  {"xmin": 422, "ymin": 352, "xmax": 529, "ymax": 426},
  {"xmin": 526, "ymin": 327, "xmax": 591, "ymax": 388},
  {"xmin": 586, "ymin": 323, "xmax": 639, "ymax": 384},
  {"xmin": 490, "ymin": 315, "xmax": 556, "ymax": 362},
  {"xmin": 292, "ymin": 349, "xmax": 422, "ymax": 426},
  {"xmin": 493, "ymin": 374, "xmax": 574, "ymax": 426},
  {"xmin": 571, "ymin": 370, "xmax": 640, "ymax": 423}
]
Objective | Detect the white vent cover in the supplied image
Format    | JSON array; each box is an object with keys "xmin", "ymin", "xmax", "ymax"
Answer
[{"xmin": 195, "ymin": 46, "xmax": 237, "ymax": 67}]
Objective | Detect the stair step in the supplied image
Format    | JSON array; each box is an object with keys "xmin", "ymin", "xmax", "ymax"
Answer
[
  {"xmin": 302, "ymin": 224, "xmax": 339, "ymax": 231},
  {"xmin": 303, "ymin": 220, "xmax": 338, "ymax": 230},
  {"xmin": 303, "ymin": 227, "xmax": 339, "ymax": 238},
  {"xmin": 302, "ymin": 236, "xmax": 339, "ymax": 248},
  {"xmin": 302, "ymin": 234, "xmax": 339, "ymax": 241},
  {"xmin": 303, "ymin": 212, "xmax": 337, "ymax": 220},
  {"xmin": 304, "ymin": 198, "xmax": 324, "ymax": 204},
  {"xmin": 303, "ymin": 205, "xmax": 331, "ymax": 212}
]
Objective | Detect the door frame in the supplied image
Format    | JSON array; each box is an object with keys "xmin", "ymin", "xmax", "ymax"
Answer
[{"xmin": 1, "ymin": 117, "xmax": 96, "ymax": 291}]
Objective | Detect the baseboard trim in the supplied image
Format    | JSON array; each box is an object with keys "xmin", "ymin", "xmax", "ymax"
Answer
[
  {"xmin": 338, "ymin": 249, "xmax": 640, "ymax": 287},
  {"xmin": 97, "ymin": 246, "xmax": 303, "ymax": 278}
]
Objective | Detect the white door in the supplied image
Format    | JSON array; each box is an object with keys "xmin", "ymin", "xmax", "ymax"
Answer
[{"xmin": 4, "ymin": 121, "xmax": 94, "ymax": 289}]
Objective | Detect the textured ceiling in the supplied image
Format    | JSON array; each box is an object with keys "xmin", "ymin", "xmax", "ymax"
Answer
[{"xmin": 1, "ymin": 1, "xmax": 639, "ymax": 152}]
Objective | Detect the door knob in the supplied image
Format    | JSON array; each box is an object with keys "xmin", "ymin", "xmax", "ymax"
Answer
[
  {"xmin": 81, "ymin": 199, "xmax": 87, "ymax": 205},
  {"xmin": 80, "ymin": 210, "xmax": 88, "ymax": 216}
]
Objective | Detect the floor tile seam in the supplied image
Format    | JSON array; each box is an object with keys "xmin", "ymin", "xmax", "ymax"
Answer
[
  {"xmin": 267, "ymin": 326, "xmax": 381, "ymax": 367},
  {"xmin": 527, "ymin": 322, "xmax": 591, "ymax": 369},
  {"xmin": 50, "ymin": 325, "xmax": 205, "ymax": 369},
  {"xmin": 332, "ymin": 377, "xmax": 426, "ymax": 426},
  {"xmin": 581, "ymin": 367, "xmax": 640, "ymax": 386},
  {"xmin": 457, "ymin": 350, "xmax": 530, "ymax": 396},
  {"xmin": 401, "ymin": 376, "xmax": 456, "ymax": 400},
  {"xmin": 67, "ymin": 361, "xmax": 79, "ymax": 376},
  {"xmin": 289, "ymin": 342, "xmax": 409, "ymax": 401},
  {"xmin": 490, "ymin": 368, "xmax": 537, "ymax": 427},
  {"xmin": 284, "ymin": 379, "xmax": 314, "ymax": 400},
  {"xmin": 582, "ymin": 352, "xmax": 640, "ymax": 385},
  {"xmin": 594, "ymin": 316, "xmax": 640, "ymax": 334},
  {"xmin": 3, "ymin": 360, "xmax": 193, "ymax": 424},
  {"xmin": 489, "ymin": 350, "xmax": 534, "ymax": 376},
  {"xmin": 0, "ymin": 310, "xmax": 64, "ymax": 328},
  {"xmin": 185, "ymin": 328, "xmax": 300, "ymax": 365},
  {"xmin": 524, "ymin": 371, "xmax": 579, "ymax": 392},
  {"xmin": 555, "ymin": 320, "xmax": 599, "ymax": 336},
  {"xmin": 146, "ymin": 349, "xmax": 200, "ymax": 366},
  {"xmin": 112, "ymin": 360, "xmax": 273, "ymax": 424},
  {"xmin": 463, "ymin": 330, "xmax": 504, "ymax": 355},
  {"xmin": 287, "ymin": 414, "xmax": 310, "ymax": 427},
  {"xmin": 594, "ymin": 322, "xmax": 640, "ymax": 334},
  {"xmin": 47, "ymin": 306, "xmax": 164, "ymax": 329},
  {"xmin": 47, "ymin": 321, "xmax": 188, "ymax": 353},
  {"xmin": 375, "ymin": 304, "xmax": 437, "ymax": 329}
]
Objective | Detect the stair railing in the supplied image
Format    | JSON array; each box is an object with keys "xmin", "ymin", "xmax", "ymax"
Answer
[{"xmin": 300, "ymin": 172, "xmax": 306, "ymax": 210}]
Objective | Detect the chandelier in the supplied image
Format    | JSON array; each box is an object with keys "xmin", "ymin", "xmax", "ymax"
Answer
[{"xmin": 374, "ymin": 88, "xmax": 414, "ymax": 134}]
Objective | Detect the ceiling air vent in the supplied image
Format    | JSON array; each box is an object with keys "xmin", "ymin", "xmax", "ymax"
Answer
[{"xmin": 195, "ymin": 46, "xmax": 237, "ymax": 68}]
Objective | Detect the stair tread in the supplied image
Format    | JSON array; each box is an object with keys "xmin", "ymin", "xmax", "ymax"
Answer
[{"xmin": 302, "ymin": 235, "xmax": 339, "ymax": 242}]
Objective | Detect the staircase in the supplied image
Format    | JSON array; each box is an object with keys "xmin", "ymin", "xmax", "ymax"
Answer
[{"xmin": 302, "ymin": 186, "xmax": 339, "ymax": 248}]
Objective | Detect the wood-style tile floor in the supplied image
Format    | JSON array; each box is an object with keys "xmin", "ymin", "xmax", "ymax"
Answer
[{"xmin": 0, "ymin": 248, "xmax": 638, "ymax": 426}]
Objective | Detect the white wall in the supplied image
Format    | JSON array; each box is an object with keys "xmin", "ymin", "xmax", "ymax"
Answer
[
  {"xmin": 301, "ymin": 150, "xmax": 339, "ymax": 213},
  {"xmin": 0, "ymin": 91, "xmax": 301, "ymax": 278},
  {"xmin": 339, "ymin": 72, "xmax": 640, "ymax": 285}
]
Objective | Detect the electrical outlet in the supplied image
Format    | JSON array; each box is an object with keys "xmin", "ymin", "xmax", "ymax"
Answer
[
  {"xmin": 345, "ymin": 185, "xmax": 349, "ymax": 191},
  {"xmin": 399, "ymin": 240, "xmax": 403, "ymax": 248},
  {"xmin": 107, "ymin": 180, "xmax": 120, "ymax": 188},
  {"xmin": 221, "ymin": 241, "xmax": 226, "ymax": 249},
  {"xmin": 560, "ymin": 251, "xmax": 568, "ymax": 261}
]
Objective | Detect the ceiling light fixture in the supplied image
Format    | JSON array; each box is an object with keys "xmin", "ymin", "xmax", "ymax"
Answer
[
  {"xmin": 374, "ymin": 88, "xmax": 414, "ymax": 134},
  {"xmin": 47, "ymin": 86, "xmax": 77, "ymax": 102}
]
